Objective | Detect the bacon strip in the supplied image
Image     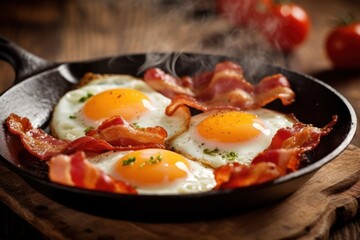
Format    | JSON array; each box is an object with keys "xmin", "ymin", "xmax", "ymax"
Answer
[
  {"xmin": 214, "ymin": 162, "xmax": 286, "ymax": 189},
  {"xmin": 144, "ymin": 61, "xmax": 295, "ymax": 115},
  {"xmin": 5, "ymin": 114, "xmax": 70, "ymax": 161},
  {"xmin": 49, "ymin": 151, "xmax": 137, "ymax": 194},
  {"xmin": 5, "ymin": 114, "xmax": 168, "ymax": 160},
  {"xmin": 66, "ymin": 136, "xmax": 114, "ymax": 155},
  {"xmin": 144, "ymin": 68, "xmax": 194, "ymax": 98},
  {"xmin": 214, "ymin": 116, "xmax": 337, "ymax": 189},
  {"xmin": 85, "ymin": 116, "xmax": 167, "ymax": 150}
]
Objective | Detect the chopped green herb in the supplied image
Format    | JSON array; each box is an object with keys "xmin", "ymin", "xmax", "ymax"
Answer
[
  {"xmin": 84, "ymin": 126, "xmax": 95, "ymax": 133},
  {"xmin": 222, "ymin": 151, "xmax": 238, "ymax": 161},
  {"xmin": 79, "ymin": 92, "xmax": 93, "ymax": 103},
  {"xmin": 203, "ymin": 148, "xmax": 220, "ymax": 156},
  {"xmin": 69, "ymin": 115, "xmax": 77, "ymax": 119},
  {"xmin": 148, "ymin": 156, "xmax": 156, "ymax": 164},
  {"xmin": 148, "ymin": 154, "xmax": 162, "ymax": 164},
  {"xmin": 122, "ymin": 157, "xmax": 136, "ymax": 166},
  {"xmin": 140, "ymin": 153, "xmax": 162, "ymax": 167},
  {"xmin": 131, "ymin": 122, "xmax": 142, "ymax": 129}
]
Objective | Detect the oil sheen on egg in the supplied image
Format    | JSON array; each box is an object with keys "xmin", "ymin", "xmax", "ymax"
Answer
[
  {"xmin": 51, "ymin": 75, "xmax": 188, "ymax": 141},
  {"xmin": 169, "ymin": 109, "xmax": 295, "ymax": 168},
  {"xmin": 89, "ymin": 149, "xmax": 216, "ymax": 194}
]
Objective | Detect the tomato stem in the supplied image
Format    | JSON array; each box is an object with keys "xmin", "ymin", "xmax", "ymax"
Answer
[{"xmin": 333, "ymin": 12, "xmax": 356, "ymax": 27}]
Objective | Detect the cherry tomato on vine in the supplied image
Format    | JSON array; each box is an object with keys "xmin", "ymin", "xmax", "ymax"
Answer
[
  {"xmin": 260, "ymin": 2, "xmax": 310, "ymax": 52},
  {"xmin": 215, "ymin": 0, "xmax": 272, "ymax": 27},
  {"xmin": 326, "ymin": 22, "xmax": 360, "ymax": 69}
]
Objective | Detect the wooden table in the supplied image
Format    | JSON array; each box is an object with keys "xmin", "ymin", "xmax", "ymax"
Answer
[{"xmin": 0, "ymin": 0, "xmax": 360, "ymax": 239}]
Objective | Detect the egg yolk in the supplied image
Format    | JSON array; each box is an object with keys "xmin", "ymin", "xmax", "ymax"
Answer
[
  {"xmin": 82, "ymin": 88, "xmax": 153, "ymax": 122},
  {"xmin": 115, "ymin": 149, "xmax": 190, "ymax": 187},
  {"xmin": 196, "ymin": 111, "xmax": 269, "ymax": 143}
]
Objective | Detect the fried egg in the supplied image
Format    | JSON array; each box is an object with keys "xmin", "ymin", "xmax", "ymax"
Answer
[
  {"xmin": 89, "ymin": 148, "xmax": 216, "ymax": 194},
  {"xmin": 169, "ymin": 108, "xmax": 296, "ymax": 168},
  {"xmin": 51, "ymin": 74, "xmax": 188, "ymax": 141}
]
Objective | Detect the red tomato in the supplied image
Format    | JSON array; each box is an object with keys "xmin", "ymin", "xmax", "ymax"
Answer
[
  {"xmin": 215, "ymin": 0, "xmax": 272, "ymax": 27},
  {"xmin": 260, "ymin": 3, "xmax": 310, "ymax": 52},
  {"xmin": 326, "ymin": 22, "xmax": 360, "ymax": 69}
]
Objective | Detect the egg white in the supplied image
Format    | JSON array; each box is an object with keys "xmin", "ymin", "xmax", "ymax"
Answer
[
  {"xmin": 89, "ymin": 150, "xmax": 216, "ymax": 195},
  {"xmin": 51, "ymin": 74, "xmax": 188, "ymax": 141},
  {"xmin": 169, "ymin": 108, "xmax": 295, "ymax": 168}
]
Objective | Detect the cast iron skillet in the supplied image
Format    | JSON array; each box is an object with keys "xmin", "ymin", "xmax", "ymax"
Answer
[{"xmin": 0, "ymin": 36, "xmax": 357, "ymax": 221}]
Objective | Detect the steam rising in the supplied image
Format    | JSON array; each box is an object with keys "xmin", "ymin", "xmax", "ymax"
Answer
[{"xmin": 109, "ymin": 0, "xmax": 287, "ymax": 79}]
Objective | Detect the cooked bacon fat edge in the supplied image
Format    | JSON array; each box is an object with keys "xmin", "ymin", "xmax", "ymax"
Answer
[
  {"xmin": 214, "ymin": 116, "xmax": 337, "ymax": 189},
  {"xmin": 5, "ymin": 114, "xmax": 167, "ymax": 160},
  {"xmin": 49, "ymin": 151, "xmax": 137, "ymax": 194},
  {"xmin": 144, "ymin": 61, "xmax": 295, "ymax": 114}
]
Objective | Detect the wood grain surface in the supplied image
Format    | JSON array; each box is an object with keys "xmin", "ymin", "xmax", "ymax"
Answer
[
  {"xmin": 0, "ymin": 146, "xmax": 359, "ymax": 240},
  {"xmin": 1, "ymin": 0, "xmax": 360, "ymax": 239}
]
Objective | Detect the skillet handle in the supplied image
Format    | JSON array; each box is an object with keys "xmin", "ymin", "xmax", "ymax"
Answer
[{"xmin": 0, "ymin": 36, "xmax": 57, "ymax": 84}]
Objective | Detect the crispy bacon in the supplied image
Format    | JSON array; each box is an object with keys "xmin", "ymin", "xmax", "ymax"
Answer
[
  {"xmin": 214, "ymin": 116, "xmax": 337, "ymax": 189},
  {"xmin": 5, "ymin": 114, "xmax": 70, "ymax": 161},
  {"xmin": 143, "ymin": 68, "xmax": 194, "ymax": 98},
  {"xmin": 66, "ymin": 136, "xmax": 114, "ymax": 154},
  {"xmin": 214, "ymin": 162, "xmax": 285, "ymax": 189},
  {"xmin": 85, "ymin": 116, "xmax": 167, "ymax": 149},
  {"xmin": 5, "ymin": 114, "xmax": 168, "ymax": 160},
  {"xmin": 144, "ymin": 61, "xmax": 295, "ymax": 115},
  {"xmin": 195, "ymin": 62, "xmax": 252, "ymax": 101},
  {"xmin": 253, "ymin": 74, "xmax": 295, "ymax": 107},
  {"xmin": 49, "ymin": 151, "xmax": 137, "ymax": 194}
]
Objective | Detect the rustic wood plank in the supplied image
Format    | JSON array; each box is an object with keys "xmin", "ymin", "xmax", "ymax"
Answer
[
  {"xmin": 0, "ymin": 146, "xmax": 359, "ymax": 240},
  {"xmin": 1, "ymin": 0, "xmax": 360, "ymax": 238}
]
